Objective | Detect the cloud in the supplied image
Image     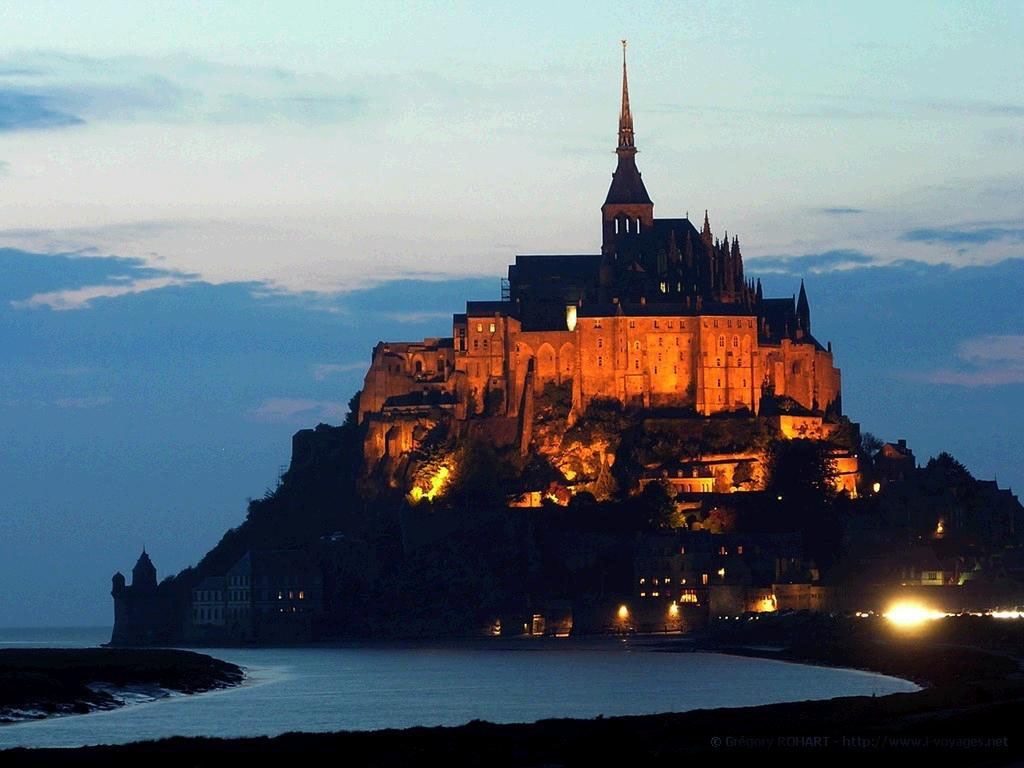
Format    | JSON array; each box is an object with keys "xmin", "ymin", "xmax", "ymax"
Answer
[
  {"xmin": 11, "ymin": 276, "xmax": 190, "ymax": 310},
  {"xmin": 902, "ymin": 226, "xmax": 1024, "ymax": 246},
  {"xmin": 817, "ymin": 207, "xmax": 864, "ymax": 215},
  {"xmin": 0, "ymin": 89, "xmax": 84, "ymax": 131},
  {"xmin": 0, "ymin": 52, "xmax": 368, "ymax": 132},
  {"xmin": 53, "ymin": 396, "xmax": 112, "ymax": 409},
  {"xmin": 248, "ymin": 398, "xmax": 346, "ymax": 424},
  {"xmin": 748, "ymin": 249, "xmax": 876, "ymax": 274},
  {"xmin": 381, "ymin": 310, "xmax": 454, "ymax": 324},
  {"xmin": 916, "ymin": 335, "xmax": 1024, "ymax": 387},
  {"xmin": 312, "ymin": 362, "xmax": 366, "ymax": 381}
]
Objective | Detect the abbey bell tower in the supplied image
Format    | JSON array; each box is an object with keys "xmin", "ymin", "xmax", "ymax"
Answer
[{"xmin": 601, "ymin": 40, "xmax": 654, "ymax": 255}]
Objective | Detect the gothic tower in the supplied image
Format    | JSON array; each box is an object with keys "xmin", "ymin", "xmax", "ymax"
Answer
[{"xmin": 600, "ymin": 41, "xmax": 654, "ymax": 273}]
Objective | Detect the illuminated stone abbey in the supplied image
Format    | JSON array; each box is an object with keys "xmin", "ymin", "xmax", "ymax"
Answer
[{"xmin": 358, "ymin": 44, "xmax": 848, "ymax": 494}]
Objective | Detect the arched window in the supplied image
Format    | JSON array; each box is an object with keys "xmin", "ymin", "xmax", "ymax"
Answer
[
  {"xmin": 634, "ymin": 340, "xmax": 641, "ymax": 350},
  {"xmin": 636, "ymin": 218, "xmax": 642, "ymax": 234},
  {"xmin": 414, "ymin": 360, "xmax": 422, "ymax": 373},
  {"xmin": 719, "ymin": 335, "xmax": 725, "ymax": 347}
]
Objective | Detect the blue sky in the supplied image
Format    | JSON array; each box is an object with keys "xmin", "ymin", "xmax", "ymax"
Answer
[{"xmin": 0, "ymin": 1, "xmax": 1022, "ymax": 626}]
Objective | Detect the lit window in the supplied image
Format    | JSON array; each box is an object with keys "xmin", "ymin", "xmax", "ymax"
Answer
[
  {"xmin": 702, "ymin": 573, "xmax": 709, "ymax": 585},
  {"xmin": 476, "ymin": 323, "xmax": 482, "ymax": 332},
  {"xmin": 489, "ymin": 323, "xmax": 496, "ymax": 333}
]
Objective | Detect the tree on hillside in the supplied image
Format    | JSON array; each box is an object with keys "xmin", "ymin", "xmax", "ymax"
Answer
[
  {"xmin": 860, "ymin": 431, "xmax": 884, "ymax": 457},
  {"xmin": 444, "ymin": 439, "xmax": 518, "ymax": 512},
  {"xmin": 766, "ymin": 439, "xmax": 839, "ymax": 509},
  {"xmin": 633, "ymin": 481, "xmax": 684, "ymax": 530},
  {"xmin": 766, "ymin": 439, "xmax": 843, "ymax": 569}
]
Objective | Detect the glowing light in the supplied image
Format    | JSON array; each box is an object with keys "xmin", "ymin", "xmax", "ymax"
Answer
[
  {"xmin": 716, "ymin": 568, "xmax": 726, "ymax": 578},
  {"xmin": 617, "ymin": 604, "xmax": 629, "ymax": 620},
  {"xmin": 990, "ymin": 610, "xmax": 1024, "ymax": 620},
  {"xmin": 935, "ymin": 519, "xmax": 945, "ymax": 536},
  {"xmin": 409, "ymin": 465, "xmax": 451, "ymax": 502},
  {"xmin": 754, "ymin": 595, "xmax": 777, "ymax": 613},
  {"xmin": 883, "ymin": 601, "xmax": 947, "ymax": 627},
  {"xmin": 565, "ymin": 305, "xmax": 578, "ymax": 332},
  {"xmin": 872, "ymin": 481, "xmax": 881, "ymax": 493},
  {"xmin": 668, "ymin": 601, "xmax": 679, "ymax": 617}
]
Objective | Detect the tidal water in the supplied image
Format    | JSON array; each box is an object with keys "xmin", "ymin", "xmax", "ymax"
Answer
[{"xmin": 0, "ymin": 626, "xmax": 919, "ymax": 749}]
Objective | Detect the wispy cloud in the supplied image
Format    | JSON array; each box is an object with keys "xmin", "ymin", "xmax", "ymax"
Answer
[
  {"xmin": 312, "ymin": 362, "xmax": 365, "ymax": 381},
  {"xmin": 902, "ymin": 226, "xmax": 1024, "ymax": 246},
  {"xmin": 748, "ymin": 249, "xmax": 876, "ymax": 274},
  {"xmin": 916, "ymin": 335, "xmax": 1024, "ymax": 387},
  {"xmin": 817, "ymin": 207, "xmax": 864, "ymax": 215},
  {"xmin": 0, "ymin": 52, "xmax": 367, "ymax": 132},
  {"xmin": 53, "ymin": 396, "xmax": 112, "ymax": 409},
  {"xmin": 11, "ymin": 276, "xmax": 190, "ymax": 310},
  {"xmin": 0, "ymin": 89, "xmax": 84, "ymax": 131},
  {"xmin": 380, "ymin": 310, "xmax": 454, "ymax": 324},
  {"xmin": 248, "ymin": 397, "xmax": 346, "ymax": 424}
]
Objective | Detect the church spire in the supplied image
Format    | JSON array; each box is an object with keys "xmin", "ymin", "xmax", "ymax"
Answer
[
  {"xmin": 618, "ymin": 39, "xmax": 634, "ymax": 151},
  {"xmin": 601, "ymin": 41, "xmax": 652, "ymax": 259}
]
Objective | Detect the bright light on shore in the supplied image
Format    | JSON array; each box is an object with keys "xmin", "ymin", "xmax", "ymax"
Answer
[
  {"xmin": 991, "ymin": 610, "xmax": 1024, "ymax": 620},
  {"xmin": 883, "ymin": 602, "xmax": 947, "ymax": 627}
]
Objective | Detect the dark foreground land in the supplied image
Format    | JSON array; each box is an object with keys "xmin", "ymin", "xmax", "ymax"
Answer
[
  {"xmin": 0, "ymin": 648, "xmax": 243, "ymax": 723},
  {"xmin": 3, "ymin": 617, "xmax": 1024, "ymax": 767}
]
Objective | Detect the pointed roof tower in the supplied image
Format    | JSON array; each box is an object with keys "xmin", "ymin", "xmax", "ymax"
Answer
[
  {"xmin": 618, "ymin": 39, "xmax": 634, "ymax": 151},
  {"xmin": 603, "ymin": 40, "xmax": 652, "ymax": 209},
  {"xmin": 131, "ymin": 548, "xmax": 157, "ymax": 590},
  {"xmin": 797, "ymin": 279, "xmax": 810, "ymax": 331}
]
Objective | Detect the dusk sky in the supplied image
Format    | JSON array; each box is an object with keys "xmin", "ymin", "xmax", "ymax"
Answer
[{"xmin": 1, "ymin": 1, "xmax": 1022, "ymax": 626}]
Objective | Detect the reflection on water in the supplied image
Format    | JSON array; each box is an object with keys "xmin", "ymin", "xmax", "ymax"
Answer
[{"xmin": 0, "ymin": 628, "xmax": 918, "ymax": 749}]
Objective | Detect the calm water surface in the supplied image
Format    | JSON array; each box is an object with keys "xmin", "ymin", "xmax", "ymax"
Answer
[{"xmin": 0, "ymin": 626, "xmax": 919, "ymax": 749}]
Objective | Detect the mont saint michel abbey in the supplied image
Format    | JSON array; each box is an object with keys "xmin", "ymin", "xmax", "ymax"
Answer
[{"xmin": 359, "ymin": 45, "xmax": 849, "ymax": 494}]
